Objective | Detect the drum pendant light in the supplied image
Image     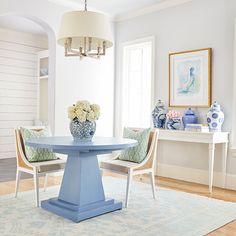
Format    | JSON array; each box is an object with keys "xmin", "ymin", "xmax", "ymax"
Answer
[{"xmin": 57, "ymin": 0, "xmax": 113, "ymax": 59}]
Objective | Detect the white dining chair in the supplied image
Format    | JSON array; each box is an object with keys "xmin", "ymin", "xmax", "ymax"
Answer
[
  {"xmin": 100, "ymin": 128, "xmax": 159, "ymax": 208},
  {"xmin": 14, "ymin": 127, "xmax": 66, "ymax": 207}
]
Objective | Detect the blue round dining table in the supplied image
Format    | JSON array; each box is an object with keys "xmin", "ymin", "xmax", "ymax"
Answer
[{"xmin": 26, "ymin": 136, "xmax": 137, "ymax": 223}]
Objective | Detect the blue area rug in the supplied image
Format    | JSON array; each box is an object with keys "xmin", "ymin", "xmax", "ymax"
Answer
[{"xmin": 0, "ymin": 177, "xmax": 235, "ymax": 236}]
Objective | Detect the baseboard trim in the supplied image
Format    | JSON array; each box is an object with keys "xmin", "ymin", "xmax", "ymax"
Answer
[
  {"xmin": 156, "ymin": 163, "xmax": 236, "ymax": 191},
  {"xmin": 0, "ymin": 156, "xmax": 15, "ymax": 160},
  {"xmin": 48, "ymin": 161, "xmax": 236, "ymax": 191}
]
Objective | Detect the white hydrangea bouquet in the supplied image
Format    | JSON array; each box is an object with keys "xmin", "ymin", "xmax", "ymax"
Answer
[
  {"xmin": 68, "ymin": 100, "xmax": 100, "ymax": 122},
  {"xmin": 68, "ymin": 100, "xmax": 100, "ymax": 141}
]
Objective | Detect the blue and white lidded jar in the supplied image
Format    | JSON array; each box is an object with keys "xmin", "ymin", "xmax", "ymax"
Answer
[
  {"xmin": 165, "ymin": 117, "xmax": 182, "ymax": 130},
  {"xmin": 182, "ymin": 108, "xmax": 198, "ymax": 128},
  {"xmin": 70, "ymin": 119, "xmax": 96, "ymax": 141},
  {"xmin": 206, "ymin": 101, "xmax": 224, "ymax": 132},
  {"xmin": 152, "ymin": 100, "xmax": 167, "ymax": 128}
]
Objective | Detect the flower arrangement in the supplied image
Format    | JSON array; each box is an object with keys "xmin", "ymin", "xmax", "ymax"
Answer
[
  {"xmin": 166, "ymin": 110, "xmax": 182, "ymax": 119},
  {"xmin": 165, "ymin": 110, "xmax": 182, "ymax": 130},
  {"xmin": 67, "ymin": 100, "xmax": 100, "ymax": 122}
]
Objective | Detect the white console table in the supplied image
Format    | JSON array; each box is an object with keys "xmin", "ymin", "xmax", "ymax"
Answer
[{"xmin": 158, "ymin": 129, "xmax": 229, "ymax": 192}]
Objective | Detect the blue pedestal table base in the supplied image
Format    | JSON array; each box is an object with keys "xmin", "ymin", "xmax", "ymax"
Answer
[
  {"xmin": 41, "ymin": 198, "xmax": 122, "ymax": 223},
  {"xmin": 41, "ymin": 152, "xmax": 122, "ymax": 223}
]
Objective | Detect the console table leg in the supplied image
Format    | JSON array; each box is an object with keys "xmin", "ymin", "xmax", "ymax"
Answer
[
  {"xmin": 208, "ymin": 143, "xmax": 215, "ymax": 193},
  {"xmin": 222, "ymin": 142, "xmax": 228, "ymax": 188}
]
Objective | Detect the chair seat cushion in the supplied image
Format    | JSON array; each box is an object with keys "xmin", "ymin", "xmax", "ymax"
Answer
[
  {"xmin": 100, "ymin": 159, "xmax": 139, "ymax": 174},
  {"xmin": 38, "ymin": 163, "xmax": 65, "ymax": 173},
  {"xmin": 30, "ymin": 158, "xmax": 66, "ymax": 173},
  {"xmin": 20, "ymin": 127, "xmax": 58, "ymax": 162},
  {"xmin": 118, "ymin": 128, "xmax": 150, "ymax": 163}
]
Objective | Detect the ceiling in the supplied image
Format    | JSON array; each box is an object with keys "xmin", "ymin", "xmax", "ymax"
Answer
[
  {"xmin": 50, "ymin": 0, "xmax": 169, "ymax": 18},
  {"xmin": 0, "ymin": 0, "xmax": 187, "ymax": 36},
  {"xmin": 0, "ymin": 15, "xmax": 47, "ymax": 37},
  {"xmin": 80, "ymin": 0, "xmax": 167, "ymax": 17}
]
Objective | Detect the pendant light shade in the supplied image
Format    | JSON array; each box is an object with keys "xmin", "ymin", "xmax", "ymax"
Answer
[{"xmin": 57, "ymin": 1, "xmax": 113, "ymax": 59}]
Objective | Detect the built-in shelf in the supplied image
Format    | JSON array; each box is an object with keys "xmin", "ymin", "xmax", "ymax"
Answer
[{"xmin": 37, "ymin": 50, "xmax": 49, "ymax": 124}]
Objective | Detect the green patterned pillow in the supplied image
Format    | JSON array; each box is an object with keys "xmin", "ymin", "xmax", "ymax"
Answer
[
  {"xmin": 119, "ymin": 128, "xmax": 150, "ymax": 163},
  {"xmin": 20, "ymin": 127, "xmax": 57, "ymax": 162}
]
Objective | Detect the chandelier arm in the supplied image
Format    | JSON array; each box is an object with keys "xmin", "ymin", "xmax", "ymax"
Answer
[
  {"xmin": 97, "ymin": 46, "xmax": 101, "ymax": 56},
  {"xmin": 67, "ymin": 48, "xmax": 80, "ymax": 54},
  {"xmin": 84, "ymin": 37, "xmax": 87, "ymax": 55},
  {"xmin": 64, "ymin": 39, "xmax": 108, "ymax": 58},
  {"xmin": 63, "ymin": 39, "xmax": 109, "ymax": 58},
  {"xmin": 64, "ymin": 51, "xmax": 100, "ymax": 59},
  {"xmin": 65, "ymin": 47, "xmax": 68, "ymax": 57},
  {"xmin": 66, "ymin": 46, "xmax": 106, "ymax": 56},
  {"xmin": 103, "ymin": 41, "xmax": 106, "ymax": 55},
  {"xmin": 88, "ymin": 37, "xmax": 92, "ymax": 52},
  {"xmin": 84, "ymin": 0, "xmax": 87, "ymax": 11},
  {"xmin": 66, "ymin": 53, "xmax": 82, "ymax": 57},
  {"xmin": 66, "ymin": 47, "xmax": 84, "ymax": 57},
  {"xmin": 64, "ymin": 36, "xmax": 106, "ymax": 57},
  {"xmin": 65, "ymin": 50, "xmax": 105, "ymax": 58},
  {"xmin": 88, "ymin": 52, "xmax": 105, "ymax": 56}
]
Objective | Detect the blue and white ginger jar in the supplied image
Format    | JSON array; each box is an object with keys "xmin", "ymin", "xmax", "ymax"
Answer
[
  {"xmin": 70, "ymin": 119, "xmax": 96, "ymax": 141},
  {"xmin": 165, "ymin": 117, "xmax": 182, "ymax": 130},
  {"xmin": 152, "ymin": 100, "xmax": 167, "ymax": 128},
  {"xmin": 182, "ymin": 108, "xmax": 198, "ymax": 128},
  {"xmin": 206, "ymin": 101, "xmax": 224, "ymax": 132}
]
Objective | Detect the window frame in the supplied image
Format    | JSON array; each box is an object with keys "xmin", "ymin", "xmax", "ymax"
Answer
[
  {"xmin": 231, "ymin": 19, "xmax": 236, "ymax": 155},
  {"xmin": 115, "ymin": 36, "xmax": 155, "ymax": 137}
]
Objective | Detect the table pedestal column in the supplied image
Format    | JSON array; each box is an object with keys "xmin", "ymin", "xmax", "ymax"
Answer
[{"xmin": 41, "ymin": 152, "xmax": 122, "ymax": 222}]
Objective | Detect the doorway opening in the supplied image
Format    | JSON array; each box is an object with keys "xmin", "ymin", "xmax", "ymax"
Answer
[{"xmin": 0, "ymin": 14, "xmax": 56, "ymax": 181}]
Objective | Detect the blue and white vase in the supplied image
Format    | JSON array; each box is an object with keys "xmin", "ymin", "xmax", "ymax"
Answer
[
  {"xmin": 152, "ymin": 100, "xmax": 167, "ymax": 128},
  {"xmin": 206, "ymin": 101, "xmax": 224, "ymax": 132},
  {"xmin": 165, "ymin": 117, "xmax": 182, "ymax": 130},
  {"xmin": 70, "ymin": 119, "xmax": 96, "ymax": 141},
  {"xmin": 182, "ymin": 108, "xmax": 198, "ymax": 128}
]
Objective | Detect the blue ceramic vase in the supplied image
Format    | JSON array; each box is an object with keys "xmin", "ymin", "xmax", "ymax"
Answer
[
  {"xmin": 70, "ymin": 119, "xmax": 96, "ymax": 141},
  {"xmin": 207, "ymin": 101, "xmax": 224, "ymax": 132},
  {"xmin": 165, "ymin": 117, "xmax": 182, "ymax": 130},
  {"xmin": 152, "ymin": 100, "xmax": 167, "ymax": 128},
  {"xmin": 182, "ymin": 108, "xmax": 198, "ymax": 128}
]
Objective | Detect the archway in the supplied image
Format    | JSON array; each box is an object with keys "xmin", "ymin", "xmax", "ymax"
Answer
[{"xmin": 0, "ymin": 13, "xmax": 56, "ymax": 132}]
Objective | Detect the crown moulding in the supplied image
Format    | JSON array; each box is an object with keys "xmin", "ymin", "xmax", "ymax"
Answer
[
  {"xmin": 114, "ymin": 0, "xmax": 193, "ymax": 22},
  {"xmin": 48, "ymin": 0, "xmax": 193, "ymax": 22}
]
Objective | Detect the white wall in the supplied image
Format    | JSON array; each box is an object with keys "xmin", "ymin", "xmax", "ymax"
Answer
[
  {"xmin": 0, "ymin": 0, "xmax": 115, "ymax": 141},
  {"xmin": 0, "ymin": 28, "xmax": 47, "ymax": 159},
  {"xmin": 55, "ymin": 44, "xmax": 115, "ymax": 137},
  {"xmin": 2, "ymin": 0, "xmax": 236, "ymax": 188},
  {"xmin": 115, "ymin": 0, "xmax": 236, "ymax": 184}
]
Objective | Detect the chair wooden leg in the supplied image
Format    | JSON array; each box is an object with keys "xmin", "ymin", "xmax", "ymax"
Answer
[
  {"xmin": 15, "ymin": 169, "xmax": 21, "ymax": 198},
  {"xmin": 125, "ymin": 170, "xmax": 133, "ymax": 208},
  {"xmin": 149, "ymin": 171, "xmax": 156, "ymax": 199},
  {"xmin": 44, "ymin": 174, "xmax": 49, "ymax": 192},
  {"xmin": 33, "ymin": 170, "xmax": 39, "ymax": 207}
]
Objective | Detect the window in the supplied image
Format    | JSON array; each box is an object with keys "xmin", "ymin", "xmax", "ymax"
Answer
[{"xmin": 116, "ymin": 38, "xmax": 154, "ymax": 135}]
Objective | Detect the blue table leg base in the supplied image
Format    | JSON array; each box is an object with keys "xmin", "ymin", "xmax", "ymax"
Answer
[{"xmin": 41, "ymin": 198, "xmax": 122, "ymax": 223}]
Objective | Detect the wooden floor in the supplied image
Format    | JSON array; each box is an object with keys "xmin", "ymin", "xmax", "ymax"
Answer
[
  {"xmin": 0, "ymin": 174, "xmax": 236, "ymax": 235},
  {"xmin": 0, "ymin": 158, "xmax": 30, "ymax": 182}
]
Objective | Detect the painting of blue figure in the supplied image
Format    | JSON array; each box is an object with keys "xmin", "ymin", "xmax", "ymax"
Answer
[{"xmin": 177, "ymin": 59, "xmax": 201, "ymax": 95}]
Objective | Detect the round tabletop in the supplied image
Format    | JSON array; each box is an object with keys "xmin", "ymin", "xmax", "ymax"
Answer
[{"xmin": 26, "ymin": 136, "xmax": 137, "ymax": 152}]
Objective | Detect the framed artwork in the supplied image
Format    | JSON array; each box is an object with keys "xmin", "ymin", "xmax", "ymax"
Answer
[{"xmin": 169, "ymin": 48, "xmax": 212, "ymax": 107}]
